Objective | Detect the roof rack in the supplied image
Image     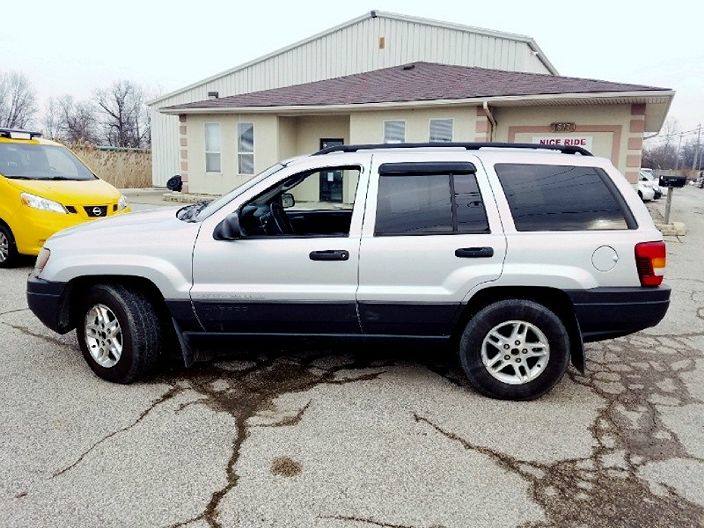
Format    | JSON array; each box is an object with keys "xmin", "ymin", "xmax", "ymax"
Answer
[
  {"xmin": 0, "ymin": 128, "xmax": 42, "ymax": 139},
  {"xmin": 313, "ymin": 142, "xmax": 593, "ymax": 156}
]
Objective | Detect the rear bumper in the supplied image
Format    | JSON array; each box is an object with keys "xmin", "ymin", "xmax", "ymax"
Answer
[
  {"xmin": 26, "ymin": 277, "xmax": 71, "ymax": 334},
  {"xmin": 566, "ymin": 286, "xmax": 671, "ymax": 342}
]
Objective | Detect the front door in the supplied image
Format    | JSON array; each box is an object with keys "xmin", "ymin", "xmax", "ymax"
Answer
[
  {"xmin": 319, "ymin": 139, "xmax": 344, "ymax": 203},
  {"xmin": 191, "ymin": 157, "xmax": 370, "ymax": 335},
  {"xmin": 356, "ymin": 154, "xmax": 507, "ymax": 337}
]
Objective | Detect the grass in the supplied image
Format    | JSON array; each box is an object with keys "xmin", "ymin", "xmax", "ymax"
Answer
[{"xmin": 72, "ymin": 145, "xmax": 152, "ymax": 189}]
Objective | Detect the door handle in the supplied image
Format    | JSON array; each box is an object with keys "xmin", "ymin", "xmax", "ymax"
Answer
[
  {"xmin": 309, "ymin": 250, "xmax": 350, "ymax": 261},
  {"xmin": 455, "ymin": 247, "xmax": 494, "ymax": 258}
]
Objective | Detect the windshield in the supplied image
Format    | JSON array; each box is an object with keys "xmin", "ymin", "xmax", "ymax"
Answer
[
  {"xmin": 0, "ymin": 143, "xmax": 96, "ymax": 181},
  {"xmin": 191, "ymin": 163, "xmax": 287, "ymax": 222}
]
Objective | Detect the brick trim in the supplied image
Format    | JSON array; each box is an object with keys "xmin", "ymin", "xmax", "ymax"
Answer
[
  {"xmin": 507, "ymin": 125, "xmax": 623, "ymax": 166},
  {"xmin": 627, "ymin": 137, "xmax": 642, "ymax": 151},
  {"xmin": 631, "ymin": 103, "xmax": 646, "ymax": 116},
  {"xmin": 626, "ymin": 154, "xmax": 641, "ymax": 168},
  {"xmin": 629, "ymin": 119, "xmax": 645, "ymax": 133},
  {"xmin": 625, "ymin": 170, "xmax": 639, "ymax": 183}
]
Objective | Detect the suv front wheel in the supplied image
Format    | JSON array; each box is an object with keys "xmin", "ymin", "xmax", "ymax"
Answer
[
  {"xmin": 458, "ymin": 299, "xmax": 570, "ymax": 400},
  {"xmin": 77, "ymin": 284, "xmax": 162, "ymax": 383}
]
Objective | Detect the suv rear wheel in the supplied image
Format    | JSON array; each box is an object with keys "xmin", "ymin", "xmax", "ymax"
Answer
[
  {"xmin": 458, "ymin": 299, "xmax": 570, "ymax": 400},
  {"xmin": 0, "ymin": 224, "xmax": 18, "ymax": 268},
  {"xmin": 76, "ymin": 284, "xmax": 162, "ymax": 383}
]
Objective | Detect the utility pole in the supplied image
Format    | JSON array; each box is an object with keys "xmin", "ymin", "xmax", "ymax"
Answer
[
  {"xmin": 674, "ymin": 133, "xmax": 683, "ymax": 170},
  {"xmin": 692, "ymin": 124, "xmax": 702, "ymax": 172}
]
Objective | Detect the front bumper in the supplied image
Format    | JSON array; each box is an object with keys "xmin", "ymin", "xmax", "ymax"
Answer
[
  {"xmin": 566, "ymin": 286, "xmax": 671, "ymax": 342},
  {"xmin": 27, "ymin": 277, "xmax": 71, "ymax": 334},
  {"xmin": 14, "ymin": 207, "xmax": 131, "ymax": 256}
]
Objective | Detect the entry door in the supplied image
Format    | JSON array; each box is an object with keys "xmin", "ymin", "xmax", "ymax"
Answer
[
  {"xmin": 356, "ymin": 154, "xmax": 507, "ymax": 337},
  {"xmin": 319, "ymin": 139, "xmax": 344, "ymax": 202}
]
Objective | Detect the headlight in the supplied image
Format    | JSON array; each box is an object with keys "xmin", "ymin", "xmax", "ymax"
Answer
[
  {"xmin": 34, "ymin": 248, "xmax": 51, "ymax": 275},
  {"xmin": 20, "ymin": 193, "xmax": 67, "ymax": 214},
  {"xmin": 117, "ymin": 194, "xmax": 128, "ymax": 211}
]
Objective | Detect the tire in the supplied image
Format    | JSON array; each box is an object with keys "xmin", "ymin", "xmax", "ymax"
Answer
[
  {"xmin": 0, "ymin": 223, "xmax": 19, "ymax": 268},
  {"xmin": 76, "ymin": 284, "xmax": 162, "ymax": 383},
  {"xmin": 458, "ymin": 299, "xmax": 570, "ymax": 400}
]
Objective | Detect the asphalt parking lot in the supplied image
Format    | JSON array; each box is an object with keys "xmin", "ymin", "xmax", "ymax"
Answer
[{"xmin": 1, "ymin": 187, "xmax": 703, "ymax": 528}]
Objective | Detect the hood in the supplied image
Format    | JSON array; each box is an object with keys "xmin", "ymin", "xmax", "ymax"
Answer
[
  {"xmin": 50, "ymin": 207, "xmax": 182, "ymax": 240},
  {"xmin": 5, "ymin": 177, "xmax": 121, "ymax": 205}
]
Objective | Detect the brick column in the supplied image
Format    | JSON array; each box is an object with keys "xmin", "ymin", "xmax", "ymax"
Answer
[
  {"xmin": 179, "ymin": 115, "xmax": 189, "ymax": 193},
  {"xmin": 625, "ymin": 104, "xmax": 646, "ymax": 183},
  {"xmin": 475, "ymin": 106, "xmax": 490, "ymax": 142}
]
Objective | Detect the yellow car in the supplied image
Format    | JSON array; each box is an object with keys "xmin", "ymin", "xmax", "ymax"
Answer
[{"xmin": 0, "ymin": 128, "xmax": 130, "ymax": 267}]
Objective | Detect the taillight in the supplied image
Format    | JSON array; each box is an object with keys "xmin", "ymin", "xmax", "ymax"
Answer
[{"xmin": 635, "ymin": 241, "xmax": 666, "ymax": 287}]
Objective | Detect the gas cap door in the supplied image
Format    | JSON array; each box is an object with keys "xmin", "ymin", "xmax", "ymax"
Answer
[{"xmin": 592, "ymin": 245, "xmax": 619, "ymax": 272}]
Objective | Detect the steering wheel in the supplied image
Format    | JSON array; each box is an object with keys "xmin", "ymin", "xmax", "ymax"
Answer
[{"xmin": 269, "ymin": 202, "xmax": 294, "ymax": 235}]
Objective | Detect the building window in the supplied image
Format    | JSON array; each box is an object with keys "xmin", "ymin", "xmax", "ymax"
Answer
[
  {"xmin": 429, "ymin": 119, "xmax": 453, "ymax": 142},
  {"xmin": 204, "ymin": 123, "xmax": 221, "ymax": 173},
  {"xmin": 237, "ymin": 122, "xmax": 254, "ymax": 175},
  {"xmin": 383, "ymin": 120, "xmax": 405, "ymax": 144},
  {"xmin": 494, "ymin": 164, "xmax": 636, "ymax": 231}
]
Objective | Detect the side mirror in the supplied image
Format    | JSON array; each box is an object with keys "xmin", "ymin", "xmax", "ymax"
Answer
[
  {"xmin": 282, "ymin": 192, "xmax": 295, "ymax": 209},
  {"xmin": 213, "ymin": 212, "xmax": 242, "ymax": 240}
]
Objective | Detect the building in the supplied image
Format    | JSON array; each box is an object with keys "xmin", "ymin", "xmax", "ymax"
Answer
[{"xmin": 149, "ymin": 11, "xmax": 673, "ymax": 195}]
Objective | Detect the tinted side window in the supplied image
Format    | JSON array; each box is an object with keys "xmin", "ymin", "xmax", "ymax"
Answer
[
  {"xmin": 494, "ymin": 164, "xmax": 634, "ymax": 231},
  {"xmin": 375, "ymin": 173, "xmax": 489, "ymax": 236}
]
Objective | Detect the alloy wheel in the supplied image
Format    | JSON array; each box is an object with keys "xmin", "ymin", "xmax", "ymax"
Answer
[
  {"xmin": 84, "ymin": 304, "xmax": 123, "ymax": 368},
  {"xmin": 481, "ymin": 320, "xmax": 550, "ymax": 385},
  {"xmin": 0, "ymin": 231, "xmax": 8, "ymax": 263}
]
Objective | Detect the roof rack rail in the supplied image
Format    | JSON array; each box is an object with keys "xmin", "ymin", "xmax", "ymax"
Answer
[
  {"xmin": 0, "ymin": 128, "xmax": 42, "ymax": 139},
  {"xmin": 313, "ymin": 142, "xmax": 593, "ymax": 157}
]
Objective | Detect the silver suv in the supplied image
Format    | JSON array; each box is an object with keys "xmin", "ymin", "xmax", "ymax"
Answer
[{"xmin": 27, "ymin": 143, "xmax": 670, "ymax": 400}]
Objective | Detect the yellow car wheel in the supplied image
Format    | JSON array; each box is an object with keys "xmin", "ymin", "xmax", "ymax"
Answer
[{"xmin": 0, "ymin": 223, "xmax": 18, "ymax": 268}]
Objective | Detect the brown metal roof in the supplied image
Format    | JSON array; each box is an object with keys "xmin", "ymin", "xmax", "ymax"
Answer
[{"xmin": 166, "ymin": 62, "xmax": 671, "ymax": 111}]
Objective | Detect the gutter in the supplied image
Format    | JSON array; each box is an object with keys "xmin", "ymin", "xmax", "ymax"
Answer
[{"xmin": 482, "ymin": 101, "xmax": 497, "ymax": 141}]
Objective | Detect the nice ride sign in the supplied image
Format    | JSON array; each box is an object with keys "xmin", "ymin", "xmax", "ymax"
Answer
[{"xmin": 532, "ymin": 136, "xmax": 593, "ymax": 151}]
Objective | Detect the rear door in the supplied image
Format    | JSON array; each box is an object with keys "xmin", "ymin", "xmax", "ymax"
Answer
[{"xmin": 357, "ymin": 153, "xmax": 506, "ymax": 337}]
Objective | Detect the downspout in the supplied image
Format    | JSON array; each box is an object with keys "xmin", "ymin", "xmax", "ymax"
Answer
[{"xmin": 482, "ymin": 101, "xmax": 497, "ymax": 141}]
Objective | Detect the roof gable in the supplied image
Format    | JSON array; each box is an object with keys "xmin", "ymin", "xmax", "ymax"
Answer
[{"xmin": 149, "ymin": 11, "xmax": 556, "ymax": 106}]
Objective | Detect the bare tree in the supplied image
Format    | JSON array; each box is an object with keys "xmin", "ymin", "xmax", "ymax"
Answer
[
  {"xmin": 0, "ymin": 72, "xmax": 38, "ymax": 129},
  {"xmin": 44, "ymin": 96, "xmax": 99, "ymax": 144},
  {"xmin": 95, "ymin": 81, "xmax": 150, "ymax": 149}
]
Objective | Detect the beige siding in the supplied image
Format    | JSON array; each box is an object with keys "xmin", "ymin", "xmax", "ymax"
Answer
[
  {"xmin": 349, "ymin": 107, "xmax": 477, "ymax": 144},
  {"xmin": 185, "ymin": 114, "xmax": 278, "ymax": 195},
  {"xmin": 150, "ymin": 13, "xmax": 552, "ymax": 186},
  {"xmin": 493, "ymin": 104, "xmax": 634, "ymax": 177}
]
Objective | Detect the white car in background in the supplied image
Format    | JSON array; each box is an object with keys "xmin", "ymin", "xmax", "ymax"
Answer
[
  {"xmin": 634, "ymin": 178, "xmax": 655, "ymax": 201},
  {"xmin": 640, "ymin": 168, "xmax": 662, "ymax": 199}
]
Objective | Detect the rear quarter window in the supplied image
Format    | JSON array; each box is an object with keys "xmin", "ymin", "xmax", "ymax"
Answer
[{"xmin": 494, "ymin": 164, "xmax": 636, "ymax": 231}]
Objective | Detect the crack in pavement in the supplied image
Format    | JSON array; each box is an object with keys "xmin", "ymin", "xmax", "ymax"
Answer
[
  {"xmin": 321, "ymin": 514, "xmax": 443, "ymax": 528},
  {"xmin": 165, "ymin": 352, "xmax": 392, "ymax": 528},
  {"xmin": 51, "ymin": 385, "xmax": 184, "ymax": 478},
  {"xmin": 0, "ymin": 306, "xmax": 29, "ymax": 317},
  {"xmin": 414, "ymin": 330, "xmax": 704, "ymax": 528},
  {"xmin": 250, "ymin": 399, "xmax": 312, "ymax": 428},
  {"xmin": 1, "ymin": 321, "xmax": 72, "ymax": 348}
]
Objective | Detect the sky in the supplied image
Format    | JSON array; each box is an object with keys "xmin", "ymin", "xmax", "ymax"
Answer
[{"xmin": 2, "ymin": 0, "xmax": 703, "ymax": 143}]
